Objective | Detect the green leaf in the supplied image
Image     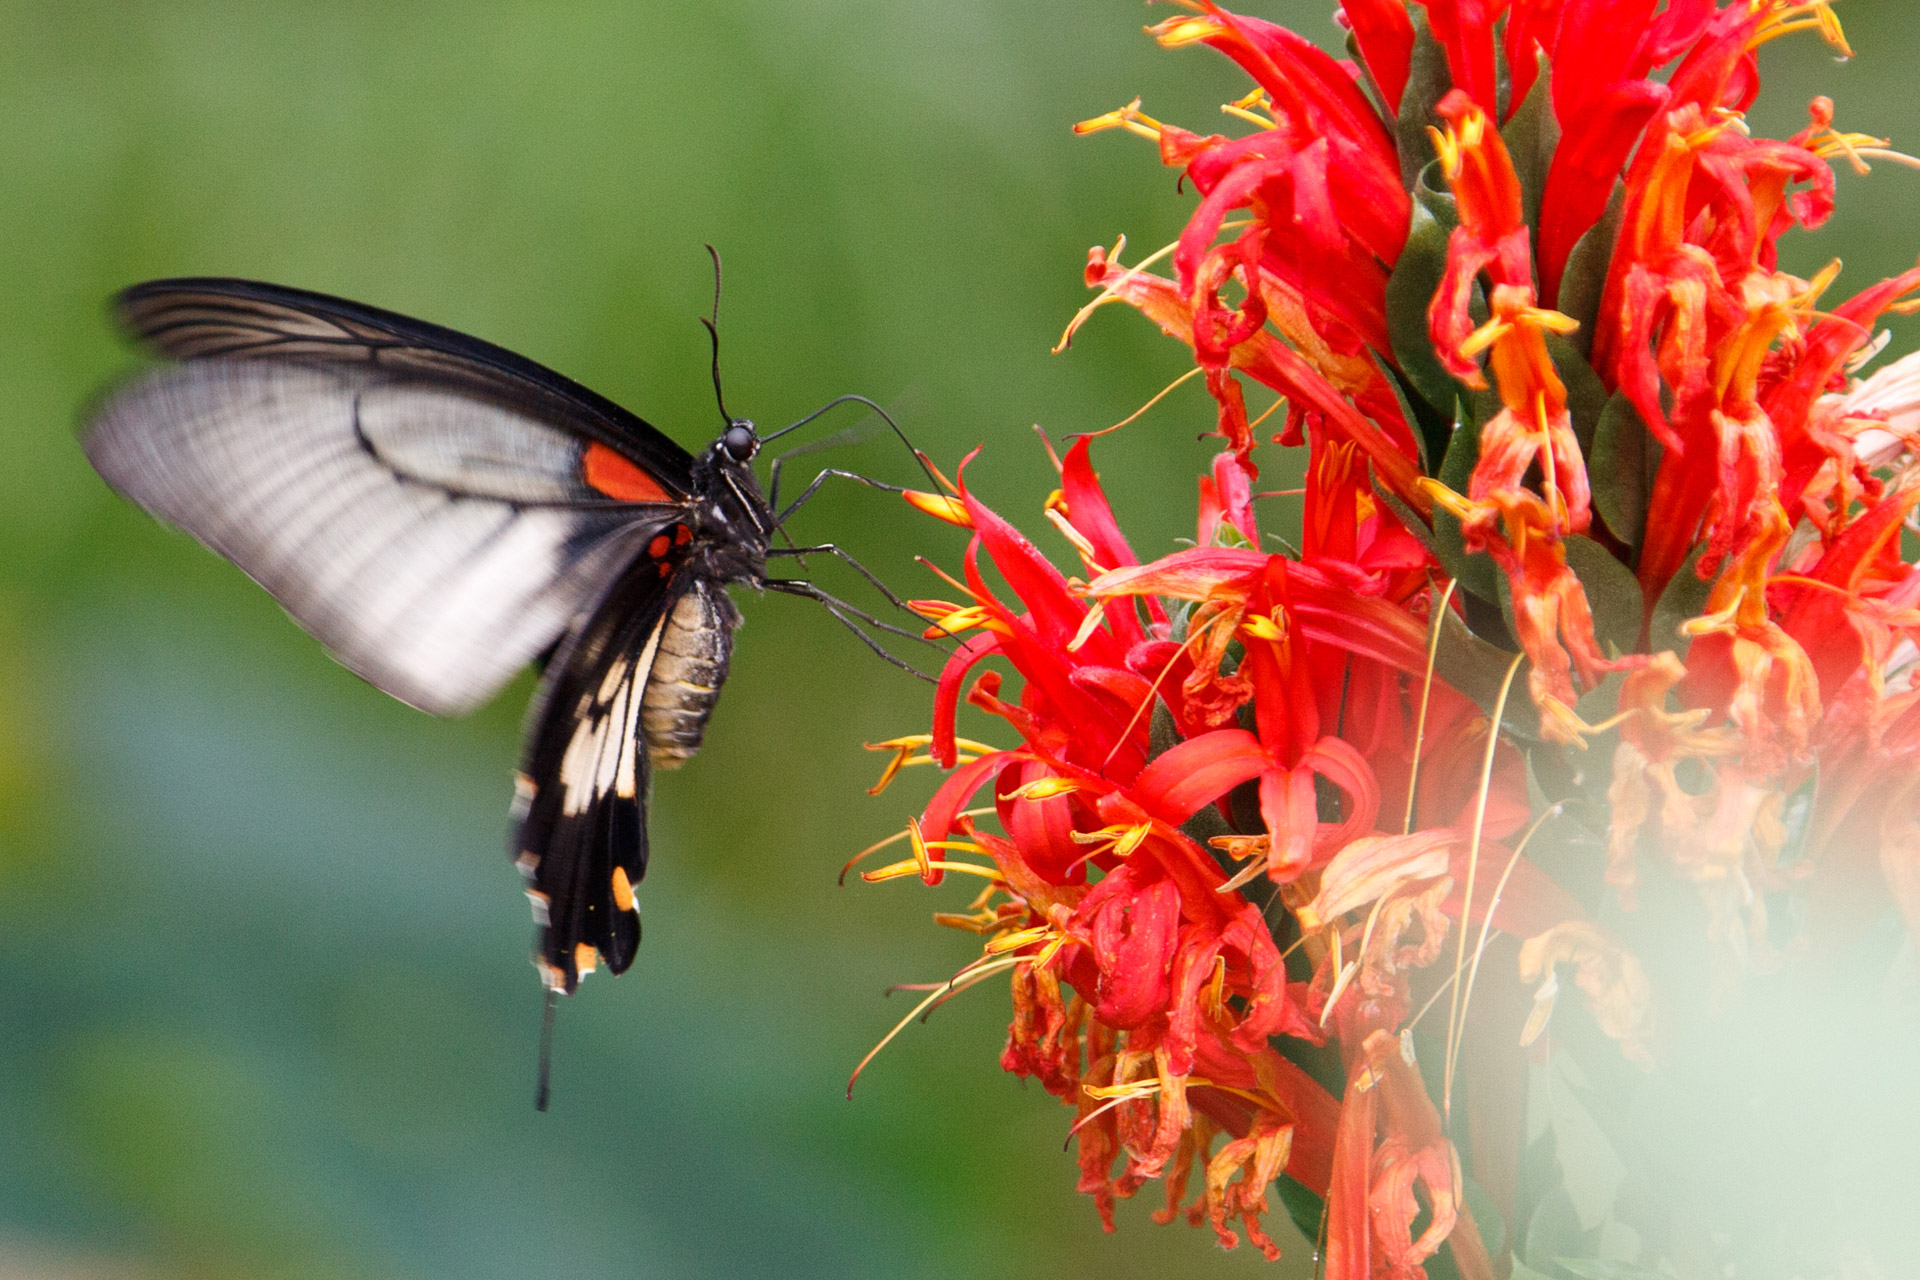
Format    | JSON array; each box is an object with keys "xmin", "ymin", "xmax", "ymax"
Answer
[
  {"xmin": 1648, "ymin": 545, "xmax": 1711, "ymax": 659},
  {"xmin": 1429, "ymin": 601, "xmax": 1539, "ymax": 739},
  {"xmin": 1430, "ymin": 404, "xmax": 1502, "ymax": 606},
  {"xmin": 1563, "ymin": 535, "xmax": 1642, "ymax": 657},
  {"xmin": 1548, "ymin": 334, "xmax": 1609, "ymax": 456},
  {"xmin": 1387, "ymin": 173, "xmax": 1461, "ymax": 423},
  {"xmin": 1272, "ymin": 1173, "xmax": 1323, "ymax": 1245},
  {"xmin": 1588, "ymin": 392, "xmax": 1661, "ymax": 556},
  {"xmin": 1374, "ymin": 481, "xmax": 1437, "ymax": 552},
  {"xmin": 1395, "ymin": 10, "xmax": 1452, "ymax": 193},
  {"xmin": 1373, "ymin": 348, "xmax": 1452, "ymax": 474},
  {"xmin": 1557, "ymin": 182, "xmax": 1625, "ymax": 355},
  {"xmin": 1554, "ymin": 1261, "xmax": 1672, "ymax": 1280},
  {"xmin": 1501, "ymin": 54, "xmax": 1558, "ymax": 235}
]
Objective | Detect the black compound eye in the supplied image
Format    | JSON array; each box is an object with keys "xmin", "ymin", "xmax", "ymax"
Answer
[{"xmin": 722, "ymin": 422, "xmax": 756, "ymax": 461}]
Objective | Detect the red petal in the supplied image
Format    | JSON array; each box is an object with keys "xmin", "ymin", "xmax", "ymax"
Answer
[
  {"xmin": 1131, "ymin": 729, "xmax": 1271, "ymax": 823},
  {"xmin": 931, "ymin": 634, "xmax": 1000, "ymax": 767}
]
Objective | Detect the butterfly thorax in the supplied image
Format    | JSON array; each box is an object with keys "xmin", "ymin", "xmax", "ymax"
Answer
[
  {"xmin": 682, "ymin": 438, "xmax": 771, "ymax": 588},
  {"xmin": 639, "ymin": 436, "xmax": 769, "ymax": 769}
]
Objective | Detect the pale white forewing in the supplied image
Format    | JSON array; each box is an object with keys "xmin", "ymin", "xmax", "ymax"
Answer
[{"xmin": 85, "ymin": 360, "xmax": 673, "ymax": 716}]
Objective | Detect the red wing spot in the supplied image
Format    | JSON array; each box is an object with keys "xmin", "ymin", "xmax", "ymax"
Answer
[
  {"xmin": 647, "ymin": 534, "xmax": 671, "ymax": 559},
  {"xmin": 583, "ymin": 442, "xmax": 672, "ymax": 503},
  {"xmin": 673, "ymin": 524, "xmax": 693, "ymax": 546},
  {"xmin": 657, "ymin": 562, "xmax": 672, "ymax": 579}
]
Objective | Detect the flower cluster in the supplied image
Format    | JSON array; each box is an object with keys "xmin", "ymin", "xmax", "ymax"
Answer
[{"xmin": 854, "ymin": 2, "xmax": 1920, "ymax": 1275}]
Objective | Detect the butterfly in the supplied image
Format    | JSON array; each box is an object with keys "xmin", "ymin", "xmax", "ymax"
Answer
[{"xmin": 82, "ymin": 274, "xmax": 916, "ymax": 1012}]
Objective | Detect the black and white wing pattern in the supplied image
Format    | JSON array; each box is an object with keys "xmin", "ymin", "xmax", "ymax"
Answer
[
  {"xmin": 83, "ymin": 279, "xmax": 693, "ymax": 717},
  {"xmin": 514, "ymin": 558, "xmax": 684, "ymax": 992},
  {"xmin": 83, "ymin": 277, "xmax": 760, "ymax": 1009}
]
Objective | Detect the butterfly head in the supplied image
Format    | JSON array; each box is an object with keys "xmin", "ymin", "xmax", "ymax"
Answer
[{"xmin": 721, "ymin": 420, "xmax": 758, "ymax": 462}]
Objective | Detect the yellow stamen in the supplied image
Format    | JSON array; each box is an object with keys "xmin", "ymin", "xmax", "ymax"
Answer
[
  {"xmin": 1062, "ymin": 600, "xmax": 1107, "ymax": 654},
  {"xmin": 865, "ymin": 736, "xmax": 997, "ymax": 794},
  {"xmin": 1045, "ymin": 508, "xmax": 1108, "ymax": 575},
  {"xmin": 1070, "ymin": 822, "xmax": 1153, "ymax": 860},
  {"xmin": 1089, "ymin": 364, "xmax": 1208, "ymax": 437},
  {"xmin": 1459, "ymin": 302, "xmax": 1581, "ymax": 362},
  {"xmin": 903, "ymin": 490, "xmax": 972, "ymax": 527},
  {"xmin": 1148, "ymin": 14, "xmax": 1227, "ymax": 48},
  {"xmin": 1449, "ymin": 801, "xmax": 1564, "ymax": 1077},
  {"xmin": 861, "ymin": 857, "xmax": 1006, "ymax": 884},
  {"xmin": 1239, "ymin": 611, "xmax": 1286, "ymax": 643},
  {"xmin": 915, "ymin": 602, "xmax": 999, "ymax": 639},
  {"xmin": 1535, "ymin": 390, "xmax": 1565, "ymax": 529},
  {"xmin": 1405, "ymin": 579, "xmax": 1462, "ymax": 834},
  {"xmin": 1221, "ymin": 87, "xmax": 1273, "ymax": 130},
  {"xmin": 1443, "ymin": 651, "xmax": 1527, "ymax": 1129},
  {"xmin": 1790, "ymin": 258, "xmax": 1844, "ymax": 314},
  {"xmin": 847, "ymin": 954, "xmax": 1024, "ymax": 1097},
  {"xmin": 1203, "ymin": 954, "xmax": 1229, "ymax": 1022},
  {"xmin": 1073, "ymin": 97, "xmax": 1167, "ymax": 141},
  {"xmin": 984, "ymin": 925, "xmax": 1057, "ymax": 955},
  {"xmin": 1000, "ymin": 775, "xmax": 1082, "ymax": 802},
  {"xmin": 1752, "ymin": 1, "xmax": 1850, "ymax": 58}
]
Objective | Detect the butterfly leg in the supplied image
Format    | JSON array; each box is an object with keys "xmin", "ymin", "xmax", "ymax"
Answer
[
  {"xmin": 764, "ymin": 542, "xmax": 944, "ymax": 636},
  {"xmin": 764, "ymin": 579, "xmax": 939, "ymax": 682},
  {"xmin": 771, "ymin": 467, "xmax": 906, "ymax": 527}
]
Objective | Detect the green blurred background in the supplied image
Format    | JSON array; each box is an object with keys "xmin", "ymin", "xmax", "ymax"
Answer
[{"xmin": 1, "ymin": 3, "xmax": 1915, "ymax": 1277}]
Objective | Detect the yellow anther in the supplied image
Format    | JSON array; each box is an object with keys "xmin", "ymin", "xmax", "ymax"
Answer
[
  {"xmin": 1045, "ymin": 507, "xmax": 1106, "ymax": 572},
  {"xmin": 921, "ymin": 604, "xmax": 998, "ymax": 638},
  {"xmin": 1239, "ymin": 611, "xmax": 1286, "ymax": 643},
  {"xmin": 1073, "ymin": 97, "xmax": 1168, "ymax": 141},
  {"xmin": 1071, "ymin": 822, "xmax": 1152, "ymax": 859},
  {"xmin": 1147, "ymin": 14, "xmax": 1227, "ymax": 48},
  {"xmin": 861, "ymin": 857, "xmax": 1006, "ymax": 884},
  {"xmin": 999, "ymin": 776, "xmax": 1081, "ymax": 802},
  {"xmin": 1752, "ymin": 1, "xmax": 1850, "ymax": 58},
  {"xmin": 1222, "ymin": 86, "xmax": 1274, "ymax": 128},
  {"xmin": 1789, "ymin": 259, "xmax": 1843, "ymax": 313},
  {"xmin": 1417, "ymin": 477, "xmax": 1477, "ymax": 522},
  {"xmin": 1066, "ymin": 600, "xmax": 1109, "ymax": 653},
  {"xmin": 1203, "ymin": 955, "xmax": 1229, "ymax": 1022},
  {"xmin": 863, "ymin": 735, "xmax": 1002, "ymax": 793},
  {"xmin": 903, "ymin": 490, "xmax": 972, "ymax": 527},
  {"xmin": 985, "ymin": 925, "xmax": 1057, "ymax": 955}
]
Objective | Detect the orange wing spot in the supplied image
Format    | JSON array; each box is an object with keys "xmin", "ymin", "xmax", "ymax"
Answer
[
  {"xmin": 583, "ymin": 442, "xmax": 672, "ymax": 503},
  {"xmin": 573, "ymin": 943, "xmax": 600, "ymax": 979},
  {"xmin": 647, "ymin": 534, "xmax": 671, "ymax": 559},
  {"xmin": 673, "ymin": 524, "xmax": 692, "ymax": 546},
  {"xmin": 611, "ymin": 865, "xmax": 636, "ymax": 912},
  {"xmin": 657, "ymin": 562, "xmax": 672, "ymax": 579}
]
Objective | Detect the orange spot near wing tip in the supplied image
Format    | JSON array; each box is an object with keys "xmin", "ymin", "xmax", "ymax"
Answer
[
  {"xmin": 573, "ymin": 942, "xmax": 600, "ymax": 978},
  {"xmin": 583, "ymin": 442, "xmax": 671, "ymax": 503},
  {"xmin": 612, "ymin": 866, "xmax": 636, "ymax": 912}
]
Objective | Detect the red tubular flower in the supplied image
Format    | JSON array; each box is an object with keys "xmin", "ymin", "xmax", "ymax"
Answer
[{"xmin": 858, "ymin": 2, "xmax": 1920, "ymax": 1273}]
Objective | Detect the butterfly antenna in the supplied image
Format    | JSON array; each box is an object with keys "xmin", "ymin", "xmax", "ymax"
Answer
[
  {"xmin": 534, "ymin": 988, "xmax": 558, "ymax": 1112},
  {"xmin": 761, "ymin": 393, "xmax": 943, "ymax": 495},
  {"xmin": 700, "ymin": 244, "xmax": 735, "ymax": 429}
]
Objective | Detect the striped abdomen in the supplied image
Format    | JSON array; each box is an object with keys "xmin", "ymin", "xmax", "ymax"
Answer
[{"xmin": 642, "ymin": 581, "xmax": 738, "ymax": 767}]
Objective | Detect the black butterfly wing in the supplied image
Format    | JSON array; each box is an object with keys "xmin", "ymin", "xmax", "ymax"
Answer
[
  {"xmin": 515, "ymin": 554, "xmax": 689, "ymax": 992},
  {"xmin": 84, "ymin": 279, "xmax": 694, "ymax": 717}
]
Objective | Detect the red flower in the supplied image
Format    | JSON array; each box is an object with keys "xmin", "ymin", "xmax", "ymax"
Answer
[{"xmin": 855, "ymin": 2, "xmax": 1920, "ymax": 1274}]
